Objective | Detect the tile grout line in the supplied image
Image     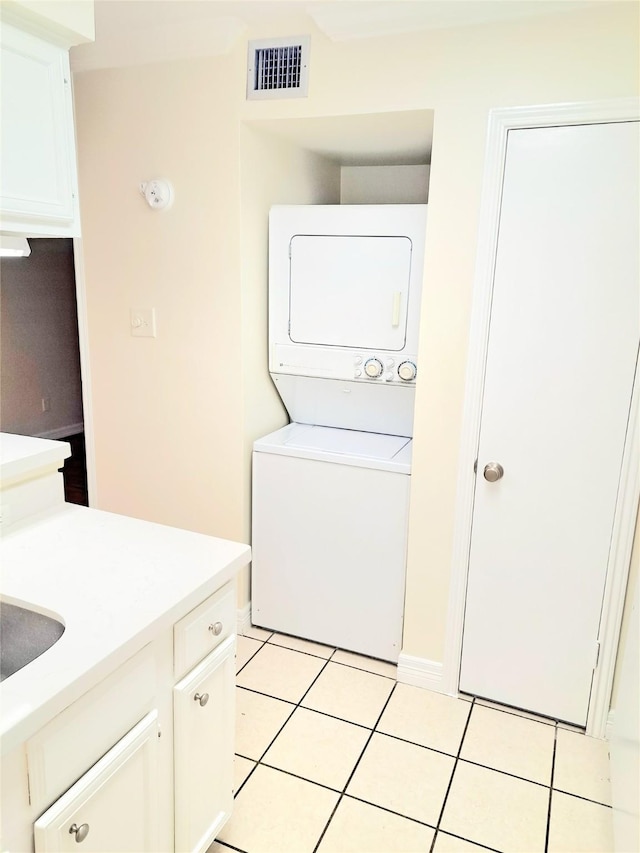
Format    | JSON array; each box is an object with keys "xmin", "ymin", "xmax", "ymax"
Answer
[
  {"xmin": 433, "ymin": 829, "xmax": 503, "ymax": 853},
  {"xmin": 235, "ymin": 632, "xmax": 272, "ymax": 676},
  {"xmin": 234, "ymin": 636, "xmax": 398, "ymax": 803},
  {"xmin": 234, "ymin": 643, "xmax": 605, "ymax": 852},
  {"xmin": 262, "ymin": 636, "xmax": 398, "ymax": 680},
  {"xmin": 428, "ymin": 696, "xmax": 476, "ymax": 853},
  {"xmin": 311, "ymin": 680, "xmax": 400, "ymax": 853},
  {"xmin": 213, "ymin": 842, "xmax": 248, "ymax": 853},
  {"xmin": 235, "ymin": 682, "xmax": 575, "ymax": 795},
  {"xmin": 232, "ymin": 644, "xmax": 340, "ymax": 800},
  {"xmin": 544, "ymin": 723, "xmax": 559, "ymax": 853}
]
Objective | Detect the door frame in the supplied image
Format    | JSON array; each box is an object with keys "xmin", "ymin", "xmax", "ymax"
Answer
[
  {"xmin": 72, "ymin": 236, "xmax": 97, "ymax": 506},
  {"xmin": 443, "ymin": 98, "xmax": 640, "ymax": 738}
]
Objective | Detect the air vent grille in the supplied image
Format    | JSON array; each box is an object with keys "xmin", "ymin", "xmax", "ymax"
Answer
[{"xmin": 247, "ymin": 36, "xmax": 310, "ymax": 100}]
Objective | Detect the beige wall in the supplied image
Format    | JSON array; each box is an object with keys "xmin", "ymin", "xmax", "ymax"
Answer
[
  {"xmin": 74, "ymin": 52, "xmax": 246, "ymax": 538},
  {"xmin": 74, "ymin": 3, "xmax": 639, "ymax": 663}
]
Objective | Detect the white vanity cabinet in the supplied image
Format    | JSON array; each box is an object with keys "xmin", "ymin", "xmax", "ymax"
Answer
[
  {"xmin": 174, "ymin": 637, "xmax": 235, "ymax": 852},
  {"xmin": 173, "ymin": 582, "xmax": 237, "ymax": 852},
  {"xmin": 33, "ymin": 711, "xmax": 160, "ymax": 852},
  {"xmin": 1, "ymin": 582, "xmax": 239, "ymax": 853}
]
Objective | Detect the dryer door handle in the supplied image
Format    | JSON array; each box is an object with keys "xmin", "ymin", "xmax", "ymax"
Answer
[{"xmin": 392, "ymin": 292, "xmax": 401, "ymax": 327}]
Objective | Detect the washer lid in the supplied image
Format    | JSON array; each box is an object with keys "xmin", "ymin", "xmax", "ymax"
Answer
[
  {"xmin": 253, "ymin": 423, "xmax": 412, "ymax": 473},
  {"xmin": 285, "ymin": 424, "xmax": 408, "ymax": 458}
]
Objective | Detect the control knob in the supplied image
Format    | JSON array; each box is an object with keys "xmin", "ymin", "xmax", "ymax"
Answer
[
  {"xmin": 364, "ymin": 358, "xmax": 383, "ymax": 379},
  {"xmin": 398, "ymin": 361, "xmax": 417, "ymax": 382}
]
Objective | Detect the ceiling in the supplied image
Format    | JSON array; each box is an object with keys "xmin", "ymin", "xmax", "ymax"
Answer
[{"xmin": 70, "ymin": 1, "xmax": 600, "ymax": 72}]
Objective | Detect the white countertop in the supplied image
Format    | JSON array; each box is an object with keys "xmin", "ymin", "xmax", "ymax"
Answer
[
  {"xmin": 0, "ymin": 433, "xmax": 71, "ymax": 486},
  {"xmin": 1, "ymin": 502, "xmax": 251, "ymax": 752}
]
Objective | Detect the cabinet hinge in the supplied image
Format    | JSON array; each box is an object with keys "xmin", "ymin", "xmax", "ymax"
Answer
[{"xmin": 593, "ymin": 640, "xmax": 601, "ymax": 670}]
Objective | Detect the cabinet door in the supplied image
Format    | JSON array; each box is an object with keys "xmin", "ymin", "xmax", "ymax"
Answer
[
  {"xmin": 174, "ymin": 635, "xmax": 235, "ymax": 853},
  {"xmin": 0, "ymin": 23, "xmax": 79, "ymax": 235},
  {"xmin": 34, "ymin": 711, "xmax": 159, "ymax": 852}
]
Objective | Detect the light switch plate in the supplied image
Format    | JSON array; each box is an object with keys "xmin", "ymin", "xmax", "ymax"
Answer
[{"xmin": 130, "ymin": 308, "xmax": 156, "ymax": 338}]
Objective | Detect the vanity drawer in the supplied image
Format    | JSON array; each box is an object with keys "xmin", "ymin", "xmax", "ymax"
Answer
[
  {"xmin": 174, "ymin": 582, "xmax": 235, "ymax": 679},
  {"xmin": 26, "ymin": 639, "xmax": 165, "ymax": 812}
]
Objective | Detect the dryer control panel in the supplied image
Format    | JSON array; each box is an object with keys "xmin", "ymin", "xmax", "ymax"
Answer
[
  {"xmin": 272, "ymin": 344, "xmax": 418, "ymax": 386},
  {"xmin": 356, "ymin": 355, "xmax": 418, "ymax": 384}
]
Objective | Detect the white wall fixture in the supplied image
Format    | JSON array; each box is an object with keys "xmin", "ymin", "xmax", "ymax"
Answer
[
  {"xmin": 130, "ymin": 308, "xmax": 157, "ymax": 338},
  {"xmin": 247, "ymin": 36, "xmax": 310, "ymax": 100},
  {"xmin": 139, "ymin": 179, "xmax": 173, "ymax": 210}
]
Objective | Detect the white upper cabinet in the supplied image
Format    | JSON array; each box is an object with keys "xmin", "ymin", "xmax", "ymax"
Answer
[{"xmin": 0, "ymin": 23, "xmax": 79, "ymax": 236}]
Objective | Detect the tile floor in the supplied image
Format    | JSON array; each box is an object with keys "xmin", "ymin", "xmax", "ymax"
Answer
[{"xmin": 211, "ymin": 628, "xmax": 613, "ymax": 853}]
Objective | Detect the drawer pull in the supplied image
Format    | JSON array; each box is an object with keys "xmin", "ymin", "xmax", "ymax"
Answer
[
  {"xmin": 194, "ymin": 692, "xmax": 210, "ymax": 707},
  {"xmin": 208, "ymin": 621, "xmax": 223, "ymax": 636},
  {"xmin": 69, "ymin": 823, "xmax": 90, "ymax": 843}
]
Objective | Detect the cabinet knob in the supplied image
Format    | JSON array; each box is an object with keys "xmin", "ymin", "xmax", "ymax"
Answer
[
  {"xmin": 194, "ymin": 692, "xmax": 210, "ymax": 706},
  {"xmin": 208, "ymin": 621, "xmax": 223, "ymax": 636},
  {"xmin": 69, "ymin": 823, "xmax": 90, "ymax": 843}
]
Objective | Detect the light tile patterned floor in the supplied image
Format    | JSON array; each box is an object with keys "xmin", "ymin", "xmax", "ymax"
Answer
[{"xmin": 211, "ymin": 630, "xmax": 613, "ymax": 853}]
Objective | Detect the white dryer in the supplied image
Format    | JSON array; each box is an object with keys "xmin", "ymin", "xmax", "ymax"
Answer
[
  {"xmin": 251, "ymin": 204, "xmax": 427, "ymax": 661},
  {"xmin": 252, "ymin": 424, "xmax": 412, "ymax": 661},
  {"xmin": 268, "ymin": 204, "xmax": 427, "ymax": 437}
]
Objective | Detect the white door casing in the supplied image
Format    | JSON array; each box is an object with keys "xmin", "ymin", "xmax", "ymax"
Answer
[{"xmin": 444, "ymin": 99, "xmax": 640, "ymax": 736}]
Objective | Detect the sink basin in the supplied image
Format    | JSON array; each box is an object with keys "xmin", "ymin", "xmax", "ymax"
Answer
[{"xmin": 0, "ymin": 601, "xmax": 65, "ymax": 681}]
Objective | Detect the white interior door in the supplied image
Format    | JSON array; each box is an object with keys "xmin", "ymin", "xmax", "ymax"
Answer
[
  {"xmin": 289, "ymin": 235, "xmax": 412, "ymax": 349},
  {"xmin": 460, "ymin": 120, "xmax": 639, "ymax": 725}
]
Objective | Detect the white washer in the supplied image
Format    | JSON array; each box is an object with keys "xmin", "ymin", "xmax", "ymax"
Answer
[{"xmin": 251, "ymin": 423, "xmax": 412, "ymax": 662}]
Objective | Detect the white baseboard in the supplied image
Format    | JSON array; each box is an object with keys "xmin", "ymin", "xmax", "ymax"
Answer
[
  {"xmin": 237, "ymin": 602, "xmax": 251, "ymax": 635},
  {"xmin": 397, "ymin": 653, "xmax": 449, "ymax": 693},
  {"xmin": 36, "ymin": 422, "xmax": 84, "ymax": 440}
]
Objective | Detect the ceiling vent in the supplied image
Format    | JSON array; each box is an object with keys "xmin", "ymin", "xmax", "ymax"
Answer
[{"xmin": 247, "ymin": 36, "xmax": 310, "ymax": 100}]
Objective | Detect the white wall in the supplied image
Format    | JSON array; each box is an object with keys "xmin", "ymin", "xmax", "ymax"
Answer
[
  {"xmin": 341, "ymin": 165, "xmax": 430, "ymax": 204},
  {"xmin": 0, "ymin": 239, "xmax": 83, "ymax": 439},
  {"xmin": 73, "ymin": 2, "xmax": 639, "ymax": 665}
]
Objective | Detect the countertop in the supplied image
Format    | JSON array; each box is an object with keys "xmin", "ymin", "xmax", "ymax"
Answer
[
  {"xmin": 1, "ymin": 433, "xmax": 71, "ymax": 486},
  {"xmin": 1, "ymin": 502, "xmax": 251, "ymax": 752}
]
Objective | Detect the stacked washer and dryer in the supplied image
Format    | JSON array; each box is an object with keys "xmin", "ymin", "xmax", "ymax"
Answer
[{"xmin": 251, "ymin": 204, "xmax": 427, "ymax": 662}]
